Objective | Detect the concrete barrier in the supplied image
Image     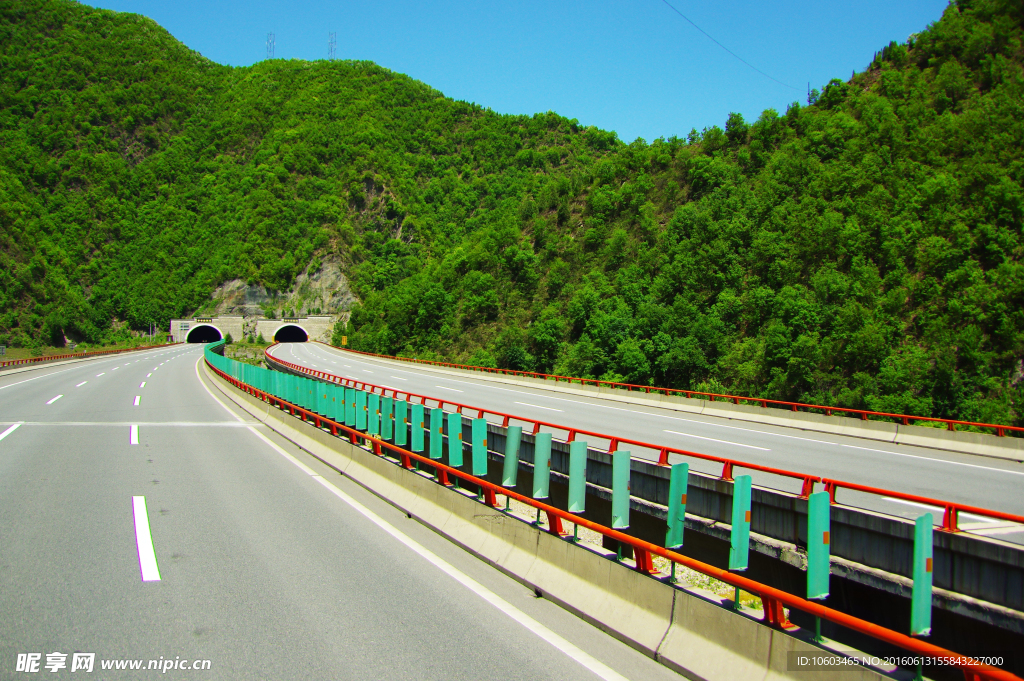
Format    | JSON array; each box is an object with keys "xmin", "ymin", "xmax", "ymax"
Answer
[{"xmin": 202, "ymin": 362, "xmax": 894, "ymax": 681}]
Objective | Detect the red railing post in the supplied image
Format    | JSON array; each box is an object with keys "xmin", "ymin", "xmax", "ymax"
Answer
[
  {"xmin": 942, "ymin": 505, "xmax": 960, "ymax": 532},
  {"xmin": 634, "ymin": 547, "xmax": 657, "ymax": 575},
  {"xmin": 720, "ymin": 461, "xmax": 734, "ymax": 481},
  {"xmin": 761, "ymin": 595, "xmax": 792, "ymax": 628},
  {"xmin": 657, "ymin": 448, "xmax": 670, "ymax": 466},
  {"xmin": 545, "ymin": 511, "xmax": 565, "ymax": 536},
  {"xmin": 799, "ymin": 477, "xmax": 816, "ymax": 498}
]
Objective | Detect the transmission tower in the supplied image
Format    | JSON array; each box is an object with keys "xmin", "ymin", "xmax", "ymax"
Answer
[
  {"xmin": 266, "ymin": 33, "xmax": 275, "ymax": 60},
  {"xmin": 328, "ymin": 32, "xmax": 336, "ymax": 60}
]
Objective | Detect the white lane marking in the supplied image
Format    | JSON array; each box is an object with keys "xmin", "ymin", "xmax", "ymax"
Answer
[
  {"xmin": 312, "ymin": 478, "xmax": 627, "ymax": 681},
  {"xmin": 390, "ymin": 376, "xmax": 407, "ymax": 381},
  {"xmin": 113, "ymin": 367, "xmax": 119, "ymax": 371},
  {"xmin": 344, "ymin": 365, "xmax": 351, "ymax": 368},
  {"xmin": 147, "ymin": 373, "xmax": 152, "ymax": 378},
  {"xmin": 97, "ymin": 373, "xmax": 105, "ymax": 376},
  {"xmin": 332, "ymin": 357, "xmax": 1024, "ymax": 477},
  {"xmin": 880, "ymin": 497, "xmax": 999, "ymax": 523},
  {"xmin": 196, "ymin": 353, "xmax": 627, "ymax": 679},
  {"xmin": 663, "ymin": 429, "xmax": 770, "ymax": 451},
  {"xmin": 46, "ymin": 395, "xmax": 63, "ymax": 405},
  {"xmin": 132, "ymin": 496, "xmax": 161, "ymax": 582},
  {"xmin": 514, "ymin": 401, "xmax": 563, "ymax": 412},
  {"xmin": 76, "ymin": 381, "xmax": 88, "ymax": 387},
  {"xmin": 435, "ymin": 385, "xmax": 463, "ymax": 392},
  {"xmin": 970, "ymin": 525, "xmax": 1024, "ymax": 537},
  {"xmin": 140, "ymin": 382, "xmax": 146, "ymax": 388},
  {"xmin": 0, "ymin": 423, "xmax": 22, "ymax": 442},
  {"xmin": 130, "ymin": 425, "xmax": 139, "ymax": 445},
  {"xmin": 133, "ymin": 396, "xmax": 141, "ymax": 406},
  {"xmin": 1, "ymin": 421, "xmax": 253, "ymax": 427}
]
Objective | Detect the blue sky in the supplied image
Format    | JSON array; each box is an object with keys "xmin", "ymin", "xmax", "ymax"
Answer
[{"xmin": 85, "ymin": 0, "xmax": 949, "ymax": 143}]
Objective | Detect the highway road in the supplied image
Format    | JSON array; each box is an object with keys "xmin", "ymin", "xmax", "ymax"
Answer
[
  {"xmin": 270, "ymin": 342, "xmax": 1024, "ymax": 542},
  {"xmin": 0, "ymin": 345, "xmax": 681, "ymax": 680}
]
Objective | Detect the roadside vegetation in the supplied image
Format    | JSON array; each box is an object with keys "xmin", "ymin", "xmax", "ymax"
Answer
[{"xmin": 1, "ymin": 0, "xmax": 1022, "ymax": 425}]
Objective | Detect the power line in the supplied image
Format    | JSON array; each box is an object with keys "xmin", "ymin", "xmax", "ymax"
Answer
[{"xmin": 657, "ymin": 0, "xmax": 800, "ymax": 91}]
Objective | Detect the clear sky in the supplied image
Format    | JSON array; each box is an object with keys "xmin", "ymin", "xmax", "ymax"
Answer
[{"xmin": 84, "ymin": 0, "xmax": 949, "ymax": 143}]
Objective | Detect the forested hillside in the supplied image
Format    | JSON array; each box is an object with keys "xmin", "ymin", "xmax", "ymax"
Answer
[{"xmin": 1, "ymin": 0, "xmax": 1022, "ymax": 425}]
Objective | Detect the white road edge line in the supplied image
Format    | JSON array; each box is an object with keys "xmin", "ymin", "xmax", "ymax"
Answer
[
  {"xmin": 0, "ymin": 423, "xmax": 22, "ymax": 441},
  {"xmin": 663, "ymin": 429, "xmax": 770, "ymax": 451},
  {"xmin": 130, "ymin": 425, "xmax": 139, "ymax": 445},
  {"xmin": 196, "ymin": 355, "xmax": 627, "ymax": 681},
  {"xmin": 312, "ymin": 351, "xmax": 1024, "ymax": 477},
  {"xmin": 46, "ymin": 394, "xmax": 63, "ymax": 405},
  {"xmin": 132, "ymin": 496, "xmax": 161, "ymax": 582}
]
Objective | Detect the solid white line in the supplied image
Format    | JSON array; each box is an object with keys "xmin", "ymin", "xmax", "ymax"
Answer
[
  {"xmin": 197, "ymin": 356, "xmax": 626, "ymax": 680},
  {"xmin": 436, "ymin": 385, "xmax": 463, "ymax": 392},
  {"xmin": 132, "ymin": 496, "xmax": 161, "ymax": 582},
  {"xmin": 46, "ymin": 394, "xmax": 63, "ymax": 405},
  {"xmin": 328, "ymin": 358, "xmax": 1024, "ymax": 477},
  {"xmin": 664, "ymin": 429, "xmax": 770, "ymax": 451},
  {"xmin": 514, "ymin": 401, "xmax": 563, "ymax": 412},
  {"xmin": 76, "ymin": 381, "xmax": 87, "ymax": 387},
  {"xmin": 130, "ymin": 425, "xmax": 139, "ymax": 445},
  {"xmin": 140, "ymin": 382, "xmax": 146, "ymax": 388},
  {"xmin": 0, "ymin": 423, "xmax": 22, "ymax": 442},
  {"xmin": 880, "ymin": 497, "xmax": 996, "ymax": 523},
  {"xmin": 1, "ymin": 421, "xmax": 253, "ymax": 427},
  {"xmin": 134, "ymin": 396, "xmax": 141, "ymax": 406}
]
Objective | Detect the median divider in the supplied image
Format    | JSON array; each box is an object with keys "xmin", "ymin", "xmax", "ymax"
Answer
[{"xmin": 203, "ymin": 341, "xmax": 1019, "ymax": 681}]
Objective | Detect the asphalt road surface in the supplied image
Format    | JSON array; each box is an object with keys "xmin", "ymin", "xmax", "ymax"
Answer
[
  {"xmin": 269, "ymin": 342, "xmax": 1024, "ymax": 542},
  {"xmin": 0, "ymin": 345, "xmax": 681, "ymax": 680}
]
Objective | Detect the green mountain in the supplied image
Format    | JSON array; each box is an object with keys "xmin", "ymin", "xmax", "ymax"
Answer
[{"xmin": 2, "ymin": 0, "xmax": 1023, "ymax": 426}]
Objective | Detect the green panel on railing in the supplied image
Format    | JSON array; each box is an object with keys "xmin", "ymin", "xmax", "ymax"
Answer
[
  {"xmin": 611, "ymin": 450, "xmax": 630, "ymax": 529},
  {"xmin": 356, "ymin": 390, "xmax": 367, "ymax": 430},
  {"xmin": 447, "ymin": 412, "xmax": 463, "ymax": 467},
  {"xmin": 381, "ymin": 396, "xmax": 394, "ymax": 441},
  {"xmin": 729, "ymin": 474, "xmax": 752, "ymax": 571},
  {"xmin": 331, "ymin": 384, "xmax": 343, "ymax": 421},
  {"xmin": 568, "ymin": 440, "xmax": 587, "ymax": 514},
  {"xmin": 411, "ymin": 403, "xmax": 424, "ymax": 452},
  {"xmin": 429, "ymin": 407, "xmax": 443, "ymax": 459},
  {"xmin": 368, "ymin": 393, "xmax": 380, "ymax": 436},
  {"xmin": 533, "ymin": 432, "xmax": 551, "ymax": 499},
  {"xmin": 807, "ymin": 491, "xmax": 831, "ymax": 600},
  {"xmin": 395, "ymin": 400, "xmax": 408, "ymax": 447},
  {"xmin": 501, "ymin": 426, "xmax": 522, "ymax": 487},
  {"xmin": 471, "ymin": 418, "xmax": 487, "ymax": 476},
  {"xmin": 911, "ymin": 513, "xmax": 934, "ymax": 636},
  {"xmin": 666, "ymin": 462, "xmax": 689, "ymax": 548},
  {"xmin": 345, "ymin": 388, "xmax": 356, "ymax": 426}
]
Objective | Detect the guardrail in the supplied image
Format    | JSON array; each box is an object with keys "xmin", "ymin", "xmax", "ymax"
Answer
[
  {"xmin": 334, "ymin": 344, "xmax": 1024, "ymax": 438},
  {"xmin": 266, "ymin": 344, "xmax": 1024, "ymax": 534},
  {"xmin": 208, "ymin": 341, "xmax": 1021, "ymax": 681},
  {"xmin": 0, "ymin": 342, "xmax": 180, "ymax": 370}
]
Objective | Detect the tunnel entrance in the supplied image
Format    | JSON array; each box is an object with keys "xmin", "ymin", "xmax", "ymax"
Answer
[
  {"xmin": 186, "ymin": 325, "xmax": 223, "ymax": 343},
  {"xmin": 274, "ymin": 325, "xmax": 308, "ymax": 342}
]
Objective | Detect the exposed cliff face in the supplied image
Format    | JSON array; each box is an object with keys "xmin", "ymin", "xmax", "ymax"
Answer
[{"xmin": 201, "ymin": 258, "xmax": 356, "ymax": 320}]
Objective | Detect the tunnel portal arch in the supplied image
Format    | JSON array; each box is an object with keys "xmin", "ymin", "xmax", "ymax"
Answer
[
  {"xmin": 274, "ymin": 324, "xmax": 309, "ymax": 343},
  {"xmin": 186, "ymin": 324, "xmax": 223, "ymax": 343}
]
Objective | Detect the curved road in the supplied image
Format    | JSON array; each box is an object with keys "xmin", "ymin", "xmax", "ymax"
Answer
[
  {"xmin": 0, "ymin": 346, "xmax": 679, "ymax": 680},
  {"xmin": 270, "ymin": 342, "xmax": 1024, "ymax": 542}
]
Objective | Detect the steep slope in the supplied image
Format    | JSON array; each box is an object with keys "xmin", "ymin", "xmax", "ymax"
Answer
[{"xmin": 1, "ymin": 0, "xmax": 1022, "ymax": 425}]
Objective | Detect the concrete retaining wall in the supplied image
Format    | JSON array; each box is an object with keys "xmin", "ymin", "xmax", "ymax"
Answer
[{"xmin": 204, "ymin": 362, "xmax": 891, "ymax": 681}]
